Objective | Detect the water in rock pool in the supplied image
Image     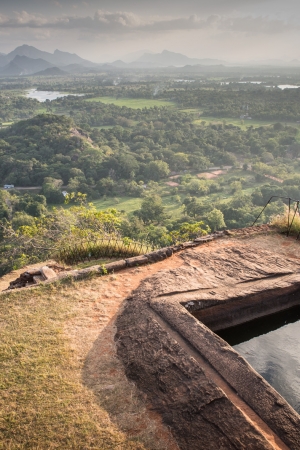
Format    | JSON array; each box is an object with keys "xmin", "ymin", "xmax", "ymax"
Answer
[{"xmin": 217, "ymin": 306, "xmax": 300, "ymax": 414}]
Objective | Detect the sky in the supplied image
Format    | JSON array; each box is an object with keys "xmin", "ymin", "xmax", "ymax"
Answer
[{"xmin": 0, "ymin": 0, "xmax": 300, "ymax": 62}]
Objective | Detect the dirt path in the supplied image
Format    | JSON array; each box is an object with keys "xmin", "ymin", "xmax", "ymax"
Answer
[{"xmin": 63, "ymin": 254, "xmax": 184, "ymax": 449}]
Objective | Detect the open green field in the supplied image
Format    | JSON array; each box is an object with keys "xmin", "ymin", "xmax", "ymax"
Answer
[
  {"xmin": 36, "ymin": 106, "xmax": 48, "ymax": 114},
  {"xmin": 179, "ymin": 108, "xmax": 300, "ymax": 130},
  {"xmin": 92, "ymin": 168, "xmax": 270, "ymax": 218},
  {"xmin": 93, "ymin": 193, "xmax": 185, "ymax": 218},
  {"xmin": 85, "ymin": 96, "xmax": 175, "ymax": 109},
  {"xmin": 93, "ymin": 196, "xmax": 142, "ymax": 214},
  {"xmin": 194, "ymin": 116, "xmax": 300, "ymax": 130}
]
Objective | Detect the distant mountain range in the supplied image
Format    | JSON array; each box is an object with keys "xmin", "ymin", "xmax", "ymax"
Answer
[
  {"xmin": 133, "ymin": 50, "xmax": 224, "ymax": 67},
  {"xmin": 0, "ymin": 45, "xmax": 97, "ymax": 68},
  {"xmin": 107, "ymin": 50, "xmax": 224, "ymax": 68},
  {"xmin": 1, "ymin": 45, "xmax": 300, "ymax": 77},
  {"xmin": 0, "ymin": 45, "xmax": 98, "ymax": 76},
  {"xmin": 0, "ymin": 46, "xmax": 227, "ymax": 76}
]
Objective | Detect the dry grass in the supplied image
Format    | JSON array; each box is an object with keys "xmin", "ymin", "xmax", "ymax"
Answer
[
  {"xmin": 58, "ymin": 239, "xmax": 152, "ymax": 266},
  {"xmin": 0, "ymin": 282, "xmax": 143, "ymax": 449},
  {"xmin": 271, "ymin": 210, "xmax": 300, "ymax": 235},
  {"xmin": 0, "ymin": 274, "xmax": 178, "ymax": 450}
]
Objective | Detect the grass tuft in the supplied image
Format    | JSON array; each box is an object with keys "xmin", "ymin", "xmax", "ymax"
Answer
[{"xmin": 271, "ymin": 210, "xmax": 300, "ymax": 235}]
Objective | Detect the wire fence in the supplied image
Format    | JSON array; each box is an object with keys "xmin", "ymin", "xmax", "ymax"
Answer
[
  {"xmin": 252, "ymin": 196, "xmax": 300, "ymax": 237},
  {"xmin": 57, "ymin": 237, "xmax": 156, "ymax": 265}
]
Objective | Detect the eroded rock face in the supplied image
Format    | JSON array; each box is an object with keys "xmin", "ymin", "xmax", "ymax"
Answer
[{"xmin": 116, "ymin": 242, "xmax": 300, "ymax": 450}]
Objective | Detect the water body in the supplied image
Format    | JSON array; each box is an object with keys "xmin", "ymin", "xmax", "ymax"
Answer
[
  {"xmin": 221, "ymin": 82, "xmax": 300, "ymax": 89},
  {"xmin": 238, "ymin": 81, "xmax": 262, "ymax": 84},
  {"xmin": 277, "ymin": 85, "xmax": 300, "ymax": 90},
  {"xmin": 26, "ymin": 89, "xmax": 83, "ymax": 102},
  {"xmin": 217, "ymin": 306, "xmax": 300, "ymax": 414}
]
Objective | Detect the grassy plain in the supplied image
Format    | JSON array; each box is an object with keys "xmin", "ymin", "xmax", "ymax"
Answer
[{"xmin": 85, "ymin": 96, "xmax": 175, "ymax": 109}]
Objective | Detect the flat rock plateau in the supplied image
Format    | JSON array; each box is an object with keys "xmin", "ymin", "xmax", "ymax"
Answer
[{"xmin": 116, "ymin": 232, "xmax": 300, "ymax": 449}]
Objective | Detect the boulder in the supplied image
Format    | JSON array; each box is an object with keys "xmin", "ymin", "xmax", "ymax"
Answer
[
  {"xmin": 40, "ymin": 266, "xmax": 57, "ymax": 280},
  {"xmin": 33, "ymin": 275, "xmax": 45, "ymax": 284}
]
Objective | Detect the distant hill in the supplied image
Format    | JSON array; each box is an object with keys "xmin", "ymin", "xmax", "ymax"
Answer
[
  {"xmin": 135, "ymin": 50, "xmax": 224, "ymax": 67},
  {"xmin": 100, "ymin": 52, "xmax": 225, "ymax": 69},
  {"xmin": 110, "ymin": 60, "xmax": 128, "ymax": 68},
  {"xmin": 0, "ymin": 55, "xmax": 54, "ymax": 76},
  {"xmin": 33, "ymin": 67, "xmax": 68, "ymax": 76},
  {"xmin": 0, "ymin": 61, "xmax": 22, "ymax": 76},
  {"xmin": 0, "ymin": 54, "xmax": 9, "ymax": 68},
  {"xmin": 63, "ymin": 64, "xmax": 90, "ymax": 74},
  {"xmin": 51, "ymin": 49, "xmax": 97, "ymax": 67},
  {"xmin": 5, "ymin": 45, "xmax": 97, "ymax": 68}
]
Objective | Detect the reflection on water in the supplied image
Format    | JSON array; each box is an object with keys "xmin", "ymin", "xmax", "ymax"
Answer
[
  {"xmin": 217, "ymin": 306, "xmax": 300, "ymax": 414},
  {"xmin": 26, "ymin": 89, "xmax": 83, "ymax": 102}
]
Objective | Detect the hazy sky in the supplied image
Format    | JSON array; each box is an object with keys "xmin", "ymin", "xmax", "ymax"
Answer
[{"xmin": 0, "ymin": 0, "xmax": 300, "ymax": 62}]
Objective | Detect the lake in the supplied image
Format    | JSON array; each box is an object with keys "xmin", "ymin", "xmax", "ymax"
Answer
[
  {"xmin": 221, "ymin": 82, "xmax": 300, "ymax": 89},
  {"xmin": 217, "ymin": 305, "xmax": 300, "ymax": 414},
  {"xmin": 277, "ymin": 85, "xmax": 300, "ymax": 90},
  {"xmin": 26, "ymin": 89, "xmax": 83, "ymax": 102}
]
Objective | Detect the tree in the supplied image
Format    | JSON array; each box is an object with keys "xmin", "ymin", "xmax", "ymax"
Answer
[
  {"xmin": 41, "ymin": 177, "xmax": 65, "ymax": 204},
  {"xmin": 11, "ymin": 212, "xmax": 35, "ymax": 230},
  {"xmin": 25, "ymin": 201, "xmax": 46, "ymax": 217},
  {"xmin": 137, "ymin": 195, "xmax": 166, "ymax": 224},
  {"xmin": 230, "ymin": 181, "xmax": 242, "ymax": 194},
  {"xmin": 170, "ymin": 222, "xmax": 210, "ymax": 242},
  {"xmin": 145, "ymin": 160, "xmax": 170, "ymax": 181},
  {"xmin": 251, "ymin": 189, "xmax": 264, "ymax": 206},
  {"xmin": 117, "ymin": 154, "xmax": 139, "ymax": 179},
  {"xmin": 0, "ymin": 203, "xmax": 122, "ymax": 274},
  {"xmin": 183, "ymin": 197, "xmax": 211, "ymax": 218},
  {"xmin": 207, "ymin": 208, "xmax": 226, "ymax": 231},
  {"xmin": 96, "ymin": 177, "xmax": 115, "ymax": 195},
  {"xmin": 187, "ymin": 180, "xmax": 209, "ymax": 196},
  {"xmin": 170, "ymin": 152, "xmax": 189, "ymax": 171},
  {"xmin": 188, "ymin": 155, "xmax": 210, "ymax": 170}
]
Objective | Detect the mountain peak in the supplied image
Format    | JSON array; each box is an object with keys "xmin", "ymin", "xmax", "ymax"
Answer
[
  {"xmin": 135, "ymin": 50, "xmax": 224, "ymax": 67},
  {"xmin": 4, "ymin": 45, "xmax": 96, "ymax": 68}
]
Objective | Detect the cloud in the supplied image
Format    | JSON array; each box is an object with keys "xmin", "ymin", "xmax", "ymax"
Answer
[
  {"xmin": 0, "ymin": 11, "xmax": 50, "ymax": 27},
  {"xmin": 0, "ymin": 9, "xmax": 298, "ymax": 36},
  {"xmin": 220, "ymin": 15, "xmax": 293, "ymax": 34}
]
